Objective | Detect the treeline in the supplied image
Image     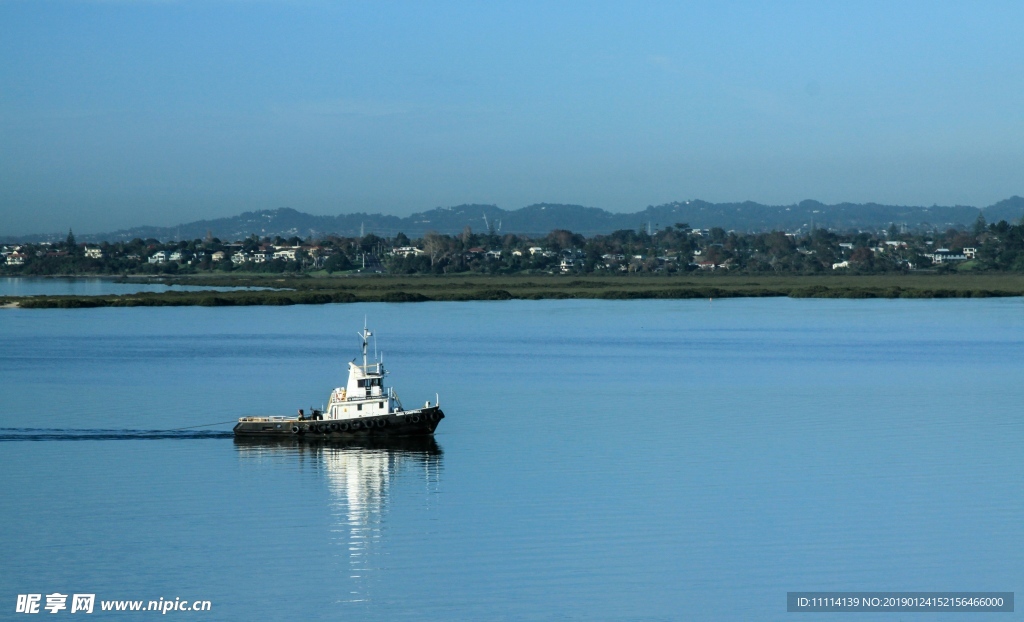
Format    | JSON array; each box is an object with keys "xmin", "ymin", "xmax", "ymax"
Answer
[
  {"xmin": 5, "ymin": 217, "xmax": 1024, "ymax": 277},
  {"xmin": 382, "ymin": 217, "xmax": 1024, "ymax": 275},
  {"xmin": 0, "ymin": 231, "xmax": 380, "ymax": 276}
]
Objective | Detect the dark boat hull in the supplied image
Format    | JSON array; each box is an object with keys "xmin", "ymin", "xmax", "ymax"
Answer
[
  {"xmin": 233, "ymin": 406, "xmax": 444, "ymax": 439},
  {"xmin": 233, "ymin": 434, "xmax": 443, "ymax": 454}
]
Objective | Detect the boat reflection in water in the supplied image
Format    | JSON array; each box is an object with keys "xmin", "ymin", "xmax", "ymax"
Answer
[{"xmin": 233, "ymin": 436, "xmax": 443, "ymax": 597}]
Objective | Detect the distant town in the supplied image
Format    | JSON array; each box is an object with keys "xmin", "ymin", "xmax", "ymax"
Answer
[{"xmin": 4, "ymin": 213, "xmax": 1024, "ymax": 277}]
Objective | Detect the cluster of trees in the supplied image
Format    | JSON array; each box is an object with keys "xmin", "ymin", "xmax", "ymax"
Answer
[
  {"xmin": 385, "ymin": 217, "xmax": 1024, "ymax": 275},
  {"xmin": 6, "ymin": 216, "xmax": 1024, "ymax": 277},
  {"xmin": 1, "ymin": 232, "xmax": 380, "ymax": 276}
]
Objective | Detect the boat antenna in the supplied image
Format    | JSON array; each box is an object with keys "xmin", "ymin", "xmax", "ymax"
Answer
[{"xmin": 358, "ymin": 324, "xmax": 371, "ymax": 370}]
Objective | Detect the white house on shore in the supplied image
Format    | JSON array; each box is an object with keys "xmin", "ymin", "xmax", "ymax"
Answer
[
  {"xmin": 391, "ymin": 246, "xmax": 424, "ymax": 257},
  {"xmin": 925, "ymin": 249, "xmax": 968, "ymax": 264}
]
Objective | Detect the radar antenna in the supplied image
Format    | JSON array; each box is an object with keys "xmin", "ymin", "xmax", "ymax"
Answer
[{"xmin": 358, "ymin": 318, "xmax": 372, "ymax": 370}]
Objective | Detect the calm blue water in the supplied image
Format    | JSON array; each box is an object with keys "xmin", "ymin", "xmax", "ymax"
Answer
[
  {"xmin": 0, "ymin": 299, "xmax": 1021, "ymax": 621},
  {"xmin": 0, "ymin": 277, "xmax": 275, "ymax": 297}
]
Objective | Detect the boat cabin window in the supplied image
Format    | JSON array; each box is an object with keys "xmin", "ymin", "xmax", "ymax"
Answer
[
  {"xmin": 357, "ymin": 378, "xmax": 382, "ymax": 388},
  {"xmin": 357, "ymin": 404, "xmax": 362, "ymax": 411}
]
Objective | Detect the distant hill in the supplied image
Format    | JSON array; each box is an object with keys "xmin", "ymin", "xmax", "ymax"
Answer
[
  {"xmin": 980, "ymin": 196, "xmax": 1024, "ymax": 224},
  {"xmin": 5, "ymin": 197, "xmax": 1023, "ymax": 243}
]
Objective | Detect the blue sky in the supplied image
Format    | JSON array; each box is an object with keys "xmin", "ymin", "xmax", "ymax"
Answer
[{"xmin": 2, "ymin": 1, "xmax": 1022, "ymax": 234}]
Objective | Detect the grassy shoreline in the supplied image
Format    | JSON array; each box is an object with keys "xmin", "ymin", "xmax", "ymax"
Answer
[{"xmin": 4, "ymin": 273, "xmax": 1024, "ymax": 308}]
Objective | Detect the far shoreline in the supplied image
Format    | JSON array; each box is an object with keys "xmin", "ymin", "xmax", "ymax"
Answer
[{"xmin": 3, "ymin": 273, "xmax": 1024, "ymax": 309}]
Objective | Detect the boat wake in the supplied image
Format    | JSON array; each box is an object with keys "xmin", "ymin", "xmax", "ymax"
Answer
[{"xmin": 0, "ymin": 428, "xmax": 234, "ymax": 442}]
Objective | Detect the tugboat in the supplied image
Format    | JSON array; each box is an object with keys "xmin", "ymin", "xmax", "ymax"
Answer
[{"xmin": 234, "ymin": 326, "xmax": 444, "ymax": 438}]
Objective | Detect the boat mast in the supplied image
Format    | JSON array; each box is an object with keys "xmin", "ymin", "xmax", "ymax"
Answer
[{"xmin": 359, "ymin": 323, "xmax": 371, "ymax": 371}]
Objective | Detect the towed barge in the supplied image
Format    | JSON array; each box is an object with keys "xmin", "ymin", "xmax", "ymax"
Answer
[{"xmin": 234, "ymin": 326, "xmax": 444, "ymax": 439}]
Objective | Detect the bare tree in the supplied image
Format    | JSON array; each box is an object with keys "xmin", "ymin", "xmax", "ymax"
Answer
[{"xmin": 423, "ymin": 231, "xmax": 446, "ymax": 267}]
